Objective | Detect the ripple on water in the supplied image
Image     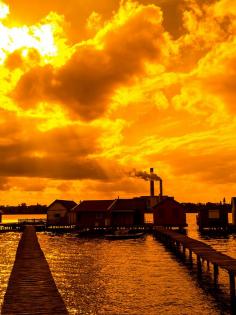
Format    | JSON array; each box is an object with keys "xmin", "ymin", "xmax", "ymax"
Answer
[
  {"xmin": 0, "ymin": 232, "xmax": 21, "ymax": 306},
  {"xmin": 38, "ymin": 233, "xmax": 227, "ymax": 315}
]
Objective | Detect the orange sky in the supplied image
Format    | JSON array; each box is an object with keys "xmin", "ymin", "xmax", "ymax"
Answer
[{"xmin": 0, "ymin": 0, "xmax": 235, "ymax": 205}]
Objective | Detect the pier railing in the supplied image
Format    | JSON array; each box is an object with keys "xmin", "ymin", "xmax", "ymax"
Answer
[
  {"xmin": 18, "ymin": 218, "xmax": 46, "ymax": 224},
  {"xmin": 154, "ymin": 226, "xmax": 236, "ymax": 310}
]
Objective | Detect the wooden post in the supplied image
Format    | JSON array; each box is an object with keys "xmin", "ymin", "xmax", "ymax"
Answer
[
  {"xmin": 183, "ymin": 246, "xmax": 186, "ymax": 258},
  {"xmin": 189, "ymin": 250, "xmax": 193, "ymax": 265},
  {"xmin": 229, "ymin": 272, "xmax": 236, "ymax": 310},
  {"xmin": 176, "ymin": 241, "xmax": 180, "ymax": 252},
  {"xmin": 197, "ymin": 255, "xmax": 202, "ymax": 274},
  {"xmin": 213, "ymin": 264, "xmax": 219, "ymax": 285},
  {"xmin": 207, "ymin": 260, "xmax": 210, "ymax": 270}
]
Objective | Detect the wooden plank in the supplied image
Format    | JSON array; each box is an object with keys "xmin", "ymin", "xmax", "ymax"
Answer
[
  {"xmin": 1, "ymin": 225, "xmax": 68, "ymax": 315},
  {"xmin": 154, "ymin": 227, "xmax": 236, "ymax": 274}
]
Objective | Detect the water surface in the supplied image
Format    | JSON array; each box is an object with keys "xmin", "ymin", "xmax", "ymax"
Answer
[
  {"xmin": 1, "ymin": 213, "xmax": 236, "ymax": 314},
  {"xmin": 38, "ymin": 229, "xmax": 230, "ymax": 315},
  {"xmin": 2, "ymin": 214, "xmax": 46, "ymax": 223},
  {"xmin": 0, "ymin": 232, "xmax": 21, "ymax": 307}
]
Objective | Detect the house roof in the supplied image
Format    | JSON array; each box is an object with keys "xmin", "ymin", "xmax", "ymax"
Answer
[
  {"xmin": 109, "ymin": 198, "xmax": 147, "ymax": 212},
  {"xmin": 48, "ymin": 199, "xmax": 77, "ymax": 210},
  {"xmin": 72, "ymin": 200, "xmax": 114, "ymax": 212},
  {"xmin": 152, "ymin": 197, "xmax": 180, "ymax": 209}
]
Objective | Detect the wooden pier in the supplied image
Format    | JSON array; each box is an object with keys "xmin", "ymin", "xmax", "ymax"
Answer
[
  {"xmin": 0, "ymin": 220, "xmax": 46, "ymax": 232},
  {"xmin": 0, "ymin": 223, "xmax": 23, "ymax": 232},
  {"xmin": 154, "ymin": 227, "xmax": 236, "ymax": 310},
  {"xmin": 1, "ymin": 225, "xmax": 68, "ymax": 315}
]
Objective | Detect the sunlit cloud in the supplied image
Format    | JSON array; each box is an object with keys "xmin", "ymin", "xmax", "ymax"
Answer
[
  {"xmin": 0, "ymin": 0, "xmax": 235, "ymax": 204},
  {"xmin": 0, "ymin": 1, "xmax": 9, "ymax": 20},
  {"xmin": 12, "ymin": 1, "xmax": 167, "ymax": 121}
]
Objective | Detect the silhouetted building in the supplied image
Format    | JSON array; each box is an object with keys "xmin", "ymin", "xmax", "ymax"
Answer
[
  {"xmin": 69, "ymin": 198, "xmax": 146, "ymax": 228},
  {"xmin": 109, "ymin": 198, "xmax": 146, "ymax": 226},
  {"xmin": 70, "ymin": 200, "xmax": 113, "ymax": 228},
  {"xmin": 232, "ymin": 197, "xmax": 236, "ymax": 225},
  {"xmin": 197, "ymin": 203, "xmax": 228, "ymax": 230},
  {"xmin": 153, "ymin": 197, "xmax": 187, "ymax": 228},
  {"xmin": 47, "ymin": 199, "xmax": 77, "ymax": 225}
]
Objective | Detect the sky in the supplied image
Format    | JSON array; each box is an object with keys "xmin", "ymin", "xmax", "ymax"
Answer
[{"xmin": 0, "ymin": 0, "xmax": 235, "ymax": 205}]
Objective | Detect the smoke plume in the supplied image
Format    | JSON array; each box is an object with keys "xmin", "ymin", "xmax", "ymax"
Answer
[{"xmin": 130, "ymin": 169, "xmax": 162, "ymax": 181}]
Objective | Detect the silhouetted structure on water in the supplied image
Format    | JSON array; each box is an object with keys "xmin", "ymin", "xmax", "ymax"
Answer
[{"xmin": 197, "ymin": 203, "xmax": 228, "ymax": 231}]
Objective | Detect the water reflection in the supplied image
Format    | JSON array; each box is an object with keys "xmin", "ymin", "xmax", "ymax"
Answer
[
  {"xmin": 0, "ymin": 232, "xmax": 20, "ymax": 306},
  {"xmin": 38, "ymin": 233, "xmax": 225, "ymax": 315},
  {"xmin": 1, "ymin": 214, "xmax": 236, "ymax": 314}
]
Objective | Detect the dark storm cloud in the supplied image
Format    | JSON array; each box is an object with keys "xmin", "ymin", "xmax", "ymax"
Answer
[
  {"xmin": 0, "ymin": 113, "xmax": 109, "ymax": 180},
  {"xmin": 0, "ymin": 155, "xmax": 108, "ymax": 180}
]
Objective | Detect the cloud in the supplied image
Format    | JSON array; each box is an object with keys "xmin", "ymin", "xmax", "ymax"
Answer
[
  {"xmin": 159, "ymin": 148, "xmax": 236, "ymax": 186},
  {"xmin": 4, "ymin": 48, "xmax": 41, "ymax": 70},
  {"xmin": 0, "ymin": 111, "xmax": 106, "ymax": 179},
  {"xmin": 76, "ymin": 177, "xmax": 149, "ymax": 200},
  {"xmin": 196, "ymin": 42, "xmax": 236, "ymax": 115},
  {"xmin": 1, "ymin": 0, "xmax": 236, "ymax": 204},
  {"xmin": 0, "ymin": 155, "xmax": 108, "ymax": 180},
  {"xmin": 0, "ymin": 177, "xmax": 10, "ymax": 191},
  {"xmin": 12, "ymin": 1, "xmax": 166, "ymax": 120}
]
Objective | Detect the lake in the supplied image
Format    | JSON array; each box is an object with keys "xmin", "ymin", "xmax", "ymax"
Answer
[{"xmin": 1, "ymin": 213, "xmax": 236, "ymax": 314}]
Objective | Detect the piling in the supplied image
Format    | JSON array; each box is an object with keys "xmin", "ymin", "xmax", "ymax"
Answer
[
  {"xmin": 1, "ymin": 225, "xmax": 68, "ymax": 315},
  {"xmin": 213, "ymin": 264, "xmax": 219, "ymax": 285},
  {"xmin": 229, "ymin": 272, "xmax": 236, "ymax": 309},
  {"xmin": 154, "ymin": 227, "xmax": 236, "ymax": 310}
]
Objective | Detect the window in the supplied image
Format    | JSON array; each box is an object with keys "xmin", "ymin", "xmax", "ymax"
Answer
[{"xmin": 208, "ymin": 209, "xmax": 220, "ymax": 219}]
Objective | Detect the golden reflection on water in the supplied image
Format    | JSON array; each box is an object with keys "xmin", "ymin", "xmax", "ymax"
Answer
[
  {"xmin": 1, "ymin": 214, "xmax": 236, "ymax": 314},
  {"xmin": 38, "ymin": 232, "xmax": 226, "ymax": 315},
  {"xmin": 0, "ymin": 232, "xmax": 21, "ymax": 306}
]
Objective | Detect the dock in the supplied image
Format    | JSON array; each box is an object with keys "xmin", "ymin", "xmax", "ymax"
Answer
[
  {"xmin": 1, "ymin": 225, "xmax": 68, "ymax": 315},
  {"xmin": 0, "ymin": 219, "xmax": 46, "ymax": 232},
  {"xmin": 154, "ymin": 227, "xmax": 236, "ymax": 309}
]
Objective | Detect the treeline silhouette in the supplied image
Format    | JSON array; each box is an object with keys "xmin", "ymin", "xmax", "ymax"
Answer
[
  {"xmin": 0, "ymin": 203, "xmax": 47, "ymax": 214},
  {"xmin": 0, "ymin": 202, "xmax": 231, "ymax": 215}
]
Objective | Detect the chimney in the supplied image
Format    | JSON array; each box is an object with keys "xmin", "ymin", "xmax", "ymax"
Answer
[
  {"xmin": 150, "ymin": 168, "xmax": 155, "ymax": 197},
  {"xmin": 232, "ymin": 197, "xmax": 236, "ymax": 225},
  {"xmin": 159, "ymin": 178, "xmax": 163, "ymax": 200}
]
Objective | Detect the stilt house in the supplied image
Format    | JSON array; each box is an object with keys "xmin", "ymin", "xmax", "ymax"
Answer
[
  {"xmin": 153, "ymin": 197, "xmax": 187, "ymax": 228},
  {"xmin": 109, "ymin": 198, "xmax": 146, "ymax": 226},
  {"xmin": 47, "ymin": 199, "xmax": 77, "ymax": 225},
  {"xmin": 70, "ymin": 200, "xmax": 114, "ymax": 228},
  {"xmin": 197, "ymin": 203, "xmax": 228, "ymax": 230}
]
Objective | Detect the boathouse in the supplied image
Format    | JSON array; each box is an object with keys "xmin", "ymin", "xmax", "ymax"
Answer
[
  {"xmin": 153, "ymin": 197, "xmax": 187, "ymax": 228},
  {"xmin": 109, "ymin": 198, "xmax": 146, "ymax": 226},
  {"xmin": 71, "ymin": 200, "xmax": 114, "ymax": 228},
  {"xmin": 47, "ymin": 199, "xmax": 77, "ymax": 225},
  {"xmin": 197, "ymin": 203, "xmax": 228, "ymax": 230}
]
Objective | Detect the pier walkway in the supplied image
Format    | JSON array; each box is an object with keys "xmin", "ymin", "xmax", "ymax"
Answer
[
  {"xmin": 154, "ymin": 227, "xmax": 236, "ymax": 309},
  {"xmin": 1, "ymin": 225, "xmax": 68, "ymax": 315}
]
